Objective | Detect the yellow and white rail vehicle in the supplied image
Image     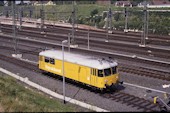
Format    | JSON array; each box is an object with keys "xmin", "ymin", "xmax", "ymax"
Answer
[{"xmin": 39, "ymin": 49, "xmax": 122, "ymax": 90}]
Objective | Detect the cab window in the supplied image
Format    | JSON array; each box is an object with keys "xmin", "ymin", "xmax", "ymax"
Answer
[
  {"xmin": 44, "ymin": 57, "xmax": 55, "ymax": 65},
  {"xmin": 98, "ymin": 70, "xmax": 103, "ymax": 77},
  {"xmin": 94, "ymin": 69, "xmax": 96, "ymax": 76},
  {"xmin": 104, "ymin": 68, "xmax": 111, "ymax": 76},
  {"xmin": 45, "ymin": 57, "xmax": 50, "ymax": 63},
  {"xmin": 50, "ymin": 58, "xmax": 55, "ymax": 65}
]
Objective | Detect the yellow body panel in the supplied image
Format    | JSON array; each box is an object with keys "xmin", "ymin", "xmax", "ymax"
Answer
[
  {"xmin": 39, "ymin": 56, "xmax": 119, "ymax": 89},
  {"xmin": 97, "ymin": 74, "xmax": 119, "ymax": 88}
]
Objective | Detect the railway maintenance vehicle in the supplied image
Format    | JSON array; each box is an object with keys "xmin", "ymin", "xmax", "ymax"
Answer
[{"xmin": 39, "ymin": 49, "xmax": 122, "ymax": 91}]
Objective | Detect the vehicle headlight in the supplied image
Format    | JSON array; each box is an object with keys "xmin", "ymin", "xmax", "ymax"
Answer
[{"xmin": 104, "ymin": 79, "xmax": 108, "ymax": 83}]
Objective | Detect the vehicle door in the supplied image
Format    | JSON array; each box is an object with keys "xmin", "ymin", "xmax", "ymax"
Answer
[
  {"xmin": 79, "ymin": 66, "xmax": 90, "ymax": 85},
  {"xmin": 90, "ymin": 68, "xmax": 97, "ymax": 87}
]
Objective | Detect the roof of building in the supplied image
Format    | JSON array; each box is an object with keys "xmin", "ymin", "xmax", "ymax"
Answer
[
  {"xmin": 115, "ymin": 1, "xmax": 131, "ymax": 5},
  {"xmin": 39, "ymin": 49, "xmax": 117, "ymax": 69},
  {"xmin": 138, "ymin": 0, "xmax": 170, "ymax": 6},
  {"xmin": 152, "ymin": 0, "xmax": 170, "ymax": 5},
  {"xmin": 30, "ymin": 0, "xmax": 52, "ymax": 4}
]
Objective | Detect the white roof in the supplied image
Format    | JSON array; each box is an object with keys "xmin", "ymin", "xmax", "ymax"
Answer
[{"xmin": 39, "ymin": 49, "xmax": 117, "ymax": 69}]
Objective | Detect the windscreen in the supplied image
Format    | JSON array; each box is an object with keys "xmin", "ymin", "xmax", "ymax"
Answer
[
  {"xmin": 104, "ymin": 68, "xmax": 111, "ymax": 76},
  {"xmin": 112, "ymin": 66, "xmax": 117, "ymax": 74},
  {"xmin": 98, "ymin": 67, "xmax": 115, "ymax": 77}
]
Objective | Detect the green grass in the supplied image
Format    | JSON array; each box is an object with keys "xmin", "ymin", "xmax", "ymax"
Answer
[
  {"xmin": 0, "ymin": 73, "xmax": 86, "ymax": 112},
  {"xmin": 50, "ymin": 4, "xmax": 124, "ymax": 16},
  {"xmin": 30, "ymin": 4, "xmax": 124, "ymax": 19},
  {"xmin": 36, "ymin": 4, "xmax": 170, "ymax": 17}
]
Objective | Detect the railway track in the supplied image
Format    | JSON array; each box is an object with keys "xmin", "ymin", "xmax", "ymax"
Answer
[
  {"xmin": 0, "ymin": 43, "xmax": 39, "ymax": 56},
  {"xmin": 119, "ymin": 64, "xmax": 170, "ymax": 81},
  {"xmin": 1, "ymin": 18, "xmax": 169, "ymax": 42},
  {"xmin": 101, "ymin": 91, "xmax": 160, "ymax": 112},
  {"xmin": 44, "ymin": 23, "xmax": 170, "ymax": 44},
  {"xmin": 1, "ymin": 25, "xmax": 170, "ymax": 60},
  {"xmin": 0, "ymin": 44, "xmax": 170, "ymax": 82},
  {"xmin": 0, "ymin": 53, "xmax": 162, "ymax": 112},
  {"xmin": 0, "ymin": 17, "xmax": 167, "ymax": 39},
  {"xmin": 1, "ymin": 34, "xmax": 170, "ymax": 70},
  {"xmin": 1, "ymin": 23, "xmax": 170, "ymax": 47},
  {"xmin": 0, "ymin": 53, "xmax": 39, "ymax": 73},
  {"xmin": 47, "ymin": 25, "xmax": 170, "ymax": 46},
  {"xmin": 1, "ymin": 22, "xmax": 169, "ymax": 48}
]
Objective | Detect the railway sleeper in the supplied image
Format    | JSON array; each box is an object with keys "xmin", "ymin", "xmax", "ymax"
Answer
[
  {"xmin": 130, "ymin": 103, "xmax": 148, "ymax": 110},
  {"xmin": 119, "ymin": 96, "xmax": 132, "ymax": 103},
  {"xmin": 143, "ymin": 102, "xmax": 156, "ymax": 108},
  {"xmin": 127, "ymin": 99, "xmax": 143, "ymax": 106},
  {"xmin": 121, "ymin": 96, "xmax": 138, "ymax": 103},
  {"xmin": 130, "ymin": 100, "xmax": 146, "ymax": 107},
  {"xmin": 111, "ymin": 95, "xmax": 124, "ymax": 101}
]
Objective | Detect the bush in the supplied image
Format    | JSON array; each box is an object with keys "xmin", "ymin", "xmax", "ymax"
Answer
[{"xmin": 90, "ymin": 9, "xmax": 98, "ymax": 17}]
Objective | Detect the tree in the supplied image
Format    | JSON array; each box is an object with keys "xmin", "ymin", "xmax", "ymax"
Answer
[{"xmin": 90, "ymin": 9, "xmax": 98, "ymax": 17}]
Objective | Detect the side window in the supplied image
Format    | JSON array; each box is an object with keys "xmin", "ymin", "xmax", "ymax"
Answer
[
  {"xmin": 91, "ymin": 68, "xmax": 93, "ymax": 75},
  {"xmin": 45, "ymin": 57, "xmax": 50, "ymax": 63},
  {"xmin": 44, "ymin": 57, "xmax": 55, "ymax": 65},
  {"xmin": 91, "ymin": 68, "xmax": 96, "ymax": 76},
  {"xmin": 93, "ymin": 68, "xmax": 94, "ymax": 75},
  {"xmin": 50, "ymin": 58, "xmax": 55, "ymax": 65},
  {"xmin": 94, "ymin": 69, "xmax": 96, "ymax": 76}
]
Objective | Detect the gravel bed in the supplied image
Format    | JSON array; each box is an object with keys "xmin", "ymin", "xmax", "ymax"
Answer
[{"xmin": 120, "ymin": 72, "xmax": 170, "ymax": 102}]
